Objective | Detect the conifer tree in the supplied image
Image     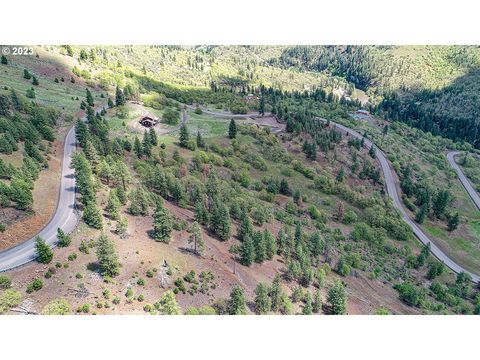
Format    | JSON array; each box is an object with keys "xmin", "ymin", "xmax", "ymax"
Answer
[
  {"xmin": 227, "ymin": 285, "xmax": 247, "ymax": 315},
  {"xmin": 240, "ymin": 235, "xmax": 255, "ymax": 266},
  {"xmin": 254, "ymin": 282, "xmax": 271, "ymax": 314},
  {"xmin": 83, "ymin": 202, "xmax": 103, "ymax": 229},
  {"xmin": 210, "ymin": 203, "xmax": 231, "ymax": 241},
  {"xmin": 313, "ymin": 289, "xmax": 322, "ymax": 313},
  {"xmin": 35, "ymin": 236, "xmax": 53, "ymax": 264},
  {"xmin": 188, "ymin": 221, "xmax": 205, "ymax": 255},
  {"xmin": 303, "ymin": 292, "xmax": 313, "ymax": 315},
  {"xmin": 196, "ymin": 131, "xmax": 205, "ymax": 148},
  {"xmin": 86, "ymin": 88, "xmax": 94, "ymax": 107},
  {"xmin": 155, "ymin": 290, "xmax": 181, "ymax": 315},
  {"xmin": 264, "ymin": 229, "xmax": 277, "ymax": 260},
  {"xmin": 253, "ymin": 231, "xmax": 267, "ymax": 263},
  {"xmin": 96, "ymin": 233, "xmax": 120, "ymax": 277},
  {"xmin": 237, "ymin": 211, "xmax": 253, "ymax": 241},
  {"xmin": 179, "ymin": 124, "xmax": 190, "ymax": 148},
  {"xmin": 115, "ymin": 86, "xmax": 125, "ymax": 106},
  {"xmin": 327, "ymin": 280, "xmax": 347, "ymax": 315},
  {"xmin": 56, "ymin": 228, "xmax": 72, "ymax": 247},
  {"xmin": 106, "ymin": 190, "xmax": 121, "ymax": 220},
  {"xmin": 153, "ymin": 203, "xmax": 172, "ymax": 243},
  {"xmin": 133, "ymin": 136, "xmax": 143, "ymax": 158},
  {"xmin": 228, "ymin": 119, "xmax": 237, "ymax": 139},
  {"xmin": 269, "ymin": 275, "xmax": 283, "ymax": 312},
  {"xmin": 149, "ymin": 127, "xmax": 158, "ymax": 146}
]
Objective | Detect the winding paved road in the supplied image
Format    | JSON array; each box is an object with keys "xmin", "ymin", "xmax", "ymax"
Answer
[
  {"xmin": 0, "ymin": 107, "xmax": 106, "ymax": 272},
  {"xmin": 447, "ymin": 151, "xmax": 480, "ymax": 211},
  {"xmin": 323, "ymin": 120, "xmax": 480, "ymax": 283},
  {"xmin": 2, "ymin": 104, "xmax": 478, "ymax": 284}
]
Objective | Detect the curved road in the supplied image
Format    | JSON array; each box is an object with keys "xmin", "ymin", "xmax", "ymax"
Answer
[
  {"xmin": 2, "ymin": 105, "xmax": 478, "ymax": 283},
  {"xmin": 447, "ymin": 151, "xmax": 480, "ymax": 211},
  {"xmin": 323, "ymin": 119, "xmax": 480, "ymax": 283},
  {"xmin": 0, "ymin": 107, "xmax": 107, "ymax": 272}
]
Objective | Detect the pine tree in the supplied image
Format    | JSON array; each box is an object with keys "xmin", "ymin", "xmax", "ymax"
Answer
[
  {"xmin": 210, "ymin": 203, "xmax": 231, "ymax": 241},
  {"xmin": 303, "ymin": 292, "xmax": 313, "ymax": 315},
  {"xmin": 254, "ymin": 282, "xmax": 271, "ymax": 314},
  {"xmin": 312, "ymin": 289, "xmax": 322, "ymax": 313},
  {"xmin": 23, "ymin": 69, "xmax": 31, "ymax": 79},
  {"xmin": 56, "ymin": 228, "xmax": 71, "ymax": 247},
  {"xmin": 179, "ymin": 124, "xmax": 190, "ymax": 148},
  {"xmin": 32, "ymin": 76, "xmax": 39, "ymax": 86},
  {"xmin": 240, "ymin": 235, "xmax": 255, "ymax": 266},
  {"xmin": 253, "ymin": 231, "xmax": 267, "ymax": 263},
  {"xmin": 188, "ymin": 221, "xmax": 205, "ymax": 255},
  {"xmin": 96, "ymin": 233, "xmax": 120, "ymax": 277},
  {"xmin": 142, "ymin": 130, "xmax": 152, "ymax": 157},
  {"xmin": 196, "ymin": 131, "xmax": 205, "ymax": 148},
  {"xmin": 194, "ymin": 199, "xmax": 209, "ymax": 225},
  {"xmin": 153, "ymin": 203, "xmax": 172, "ymax": 243},
  {"xmin": 35, "ymin": 236, "xmax": 53, "ymax": 264},
  {"xmin": 335, "ymin": 202, "xmax": 345, "ymax": 222},
  {"xmin": 86, "ymin": 88, "xmax": 94, "ymax": 107},
  {"xmin": 336, "ymin": 167, "xmax": 345, "ymax": 182},
  {"xmin": 83, "ymin": 202, "xmax": 103, "ymax": 229},
  {"xmin": 269, "ymin": 275, "xmax": 283, "ymax": 312},
  {"xmin": 448, "ymin": 212, "xmax": 460, "ymax": 231},
  {"xmin": 106, "ymin": 190, "xmax": 121, "ymax": 220},
  {"xmin": 227, "ymin": 285, "xmax": 247, "ymax": 315},
  {"xmin": 149, "ymin": 127, "xmax": 158, "ymax": 146},
  {"xmin": 155, "ymin": 290, "xmax": 181, "ymax": 315},
  {"xmin": 327, "ymin": 280, "xmax": 347, "ymax": 315},
  {"xmin": 415, "ymin": 203, "xmax": 428, "ymax": 224},
  {"xmin": 107, "ymin": 97, "xmax": 114, "ymax": 108},
  {"xmin": 133, "ymin": 136, "xmax": 143, "ymax": 158},
  {"xmin": 1, "ymin": 55, "xmax": 7, "ymax": 65},
  {"xmin": 115, "ymin": 86, "xmax": 125, "ymax": 106},
  {"xmin": 279, "ymin": 178, "xmax": 290, "ymax": 195},
  {"xmin": 228, "ymin": 119, "xmax": 237, "ymax": 139},
  {"xmin": 237, "ymin": 212, "xmax": 253, "ymax": 241},
  {"xmin": 369, "ymin": 146, "xmax": 376, "ymax": 158},
  {"xmin": 259, "ymin": 96, "xmax": 265, "ymax": 116},
  {"xmin": 264, "ymin": 229, "xmax": 277, "ymax": 260},
  {"xmin": 116, "ymin": 216, "xmax": 128, "ymax": 237}
]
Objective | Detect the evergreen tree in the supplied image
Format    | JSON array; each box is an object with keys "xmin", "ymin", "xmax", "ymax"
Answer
[
  {"xmin": 210, "ymin": 203, "xmax": 231, "ymax": 241},
  {"xmin": 240, "ymin": 235, "xmax": 255, "ymax": 266},
  {"xmin": 254, "ymin": 282, "xmax": 271, "ymax": 314},
  {"xmin": 196, "ymin": 131, "xmax": 205, "ymax": 148},
  {"xmin": 133, "ymin": 136, "xmax": 143, "ymax": 158},
  {"xmin": 432, "ymin": 189, "xmax": 451, "ymax": 219},
  {"xmin": 264, "ymin": 229, "xmax": 277, "ymax": 260},
  {"xmin": 327, "ymin": 280, "xmax": 347, "ymax": 315},
  {"xmin": 86, "ymin": 88, "xmax": 94, "ymax": 107},
  {"xmin": 194, "ymin": 199, "xmax": 209, "ymax": 225},
  {"xmin": 253, "ymin": 231, "xmax": 267, "ymax": 263},
  {"xmin": 227, "ymin": 285, "xmax": 247, "ymax": 315},
  {"xmin": 83, "ymin": 202, "xmax": 103, "ymax": 229},
  {"xmin": 142, "ymin": 130, "xmax": 152, "ymax": 157},
  {"xmin": 116, "ymin": 216, "xmax": 129, "ymax": 237},
  {"xmin": 32, "ymin": 76, "xmax": 39, "ymax": 86},
  {"xmin": 448, "ymin": 212, "xmax": 460, "ymax": 231},
  {"xmin": 415, "ymin": 203, "xmax": 428, "ymax": 224},
  {"xmin": 96, "ymin": 233, "xmax": 120, "ymax": 277},
  {"xmin": 23, "ymin": 69, "xmax": 31, "ymax": 79},
  {"xmin": 312, "ymin": 289, "xmax": 322, "ymax": 313},
  {"xmin": 153, "ymin": 203, "xmax": 173, "ymax": 243},
  {"xmin": 269, "ymin": 275, "xmax": 283, "ymax": 312},
  {"xmin": 115, "ymin": 86, "xmax": 125, "ymax": 106},
  {"xmin": 1, "ymin": 55, "xmax": 7, "ymax": 65},
  {"xmin": 303, "ymin": 292, "xmax": 313, "ymax": 315},
  {"xmin": 259, "ymin": 96, "xmax": 265, "ymax": 116},
  {"xmin": 35, "ymin": 236, "xmax": 53, "ymax": 264},
  {"xmin": 155, "ymin": 290, "xmax": 181, "ymax": 315},
  {"xmin": 149, "ymin": 127, "xmax": 158, "ymax": 146},
  {"xmin": 188, "ymin": 221, "xmax": 205, "ymax": 255},
  {"xmin": 106, "ymin": 190, "xmax": 121, "ymax": 220},
  {"xmin": 107, "ymin": 97, "xmax": 114, "ymax": 108},
  {"xmin": 179, "ymin": 124, "xmax": 190, "ymax": 148},
  {"xmin": 56, "ymin": 228, "xmax": 71, "ymax": 247},
  {"xmin": 279, "ymin": 178, "xmax": 290, "ymax": 195},
  {"xmin": 237, "ymin": 212, "xmax": 253, "ymax": 241},
  {"xmin": 336, "ymin": 167, "xmax": 345, "ymax": 182},
  {"xmin": 228, "ymin": 119, "xmax": 237, "ymax": 139}
]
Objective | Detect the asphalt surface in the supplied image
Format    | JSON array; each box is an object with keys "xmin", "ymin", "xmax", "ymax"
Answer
[
  {"xmin": 2, "ymin": 105, "xmax": 478, "ymax": 283},
  {"xmin": 447, "ymin": 151, "xmax": 480, "ymax": 211},
  {"xmin": 322, "ymin": 119, "xmax": 480, "ymax": 283}
]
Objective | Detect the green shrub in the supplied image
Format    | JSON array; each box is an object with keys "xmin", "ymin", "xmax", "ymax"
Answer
[{"xmin": 26, "ymin": 278, "xmax": 43, "ymax": 293}]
